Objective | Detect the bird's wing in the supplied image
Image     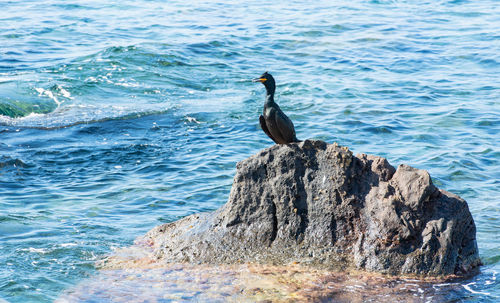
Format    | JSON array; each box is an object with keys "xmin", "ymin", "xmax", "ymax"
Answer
[
  {"xmin": 260, "ymin": 115, "xmax": 279, "ymax": 144},
  {"xmin": 274, "ymin": 109, "xmax": 297, "ymax": 143}
]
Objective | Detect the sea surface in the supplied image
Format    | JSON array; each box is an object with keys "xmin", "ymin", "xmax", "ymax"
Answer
[{"xmin": 0, "ymin": 0, "xmax": 499, "ymax": 302}]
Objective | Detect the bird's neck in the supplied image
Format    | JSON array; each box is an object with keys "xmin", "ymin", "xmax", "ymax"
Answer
[{"xmin": 265, "ymin": 92, "xmax": 275, "ymax": 106}]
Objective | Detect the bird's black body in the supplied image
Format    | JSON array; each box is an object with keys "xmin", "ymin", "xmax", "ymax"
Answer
[{"xmin": 253, "ymin": 72, "xmax": 299, "ymax": 144}]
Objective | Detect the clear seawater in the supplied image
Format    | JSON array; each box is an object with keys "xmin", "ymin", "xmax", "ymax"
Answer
[{"xmin": 0, "ymin": 0, "xmax": 498, "ymax": 301}]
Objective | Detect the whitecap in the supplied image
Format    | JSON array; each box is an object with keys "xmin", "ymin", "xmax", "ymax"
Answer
[
  {"xmin": 462, "ymin": 282, "xmax": 490, "ymax": 295},
  {"xmin": 84, "ymin": 76, "xmax": 98, "ymax": 83},
  {"xmin": 0, "ymin": 77, "xmax": 15, "ymax": 83},
  {"xmin": 0, "ymin": 112, "xmax": 47, "ymax": 127},
  {"xmin": 1, "ymin": 102, "xmax": 173, "ymax": 129},
  {"xmin": 185, "ymin": 116, "xmax": 201, "ymax": 124},
  {"xmin": 58, "ymin": 86, "xmax": 73, "ymax": 99},
  {"xmin": 35, "ymin": 87, "xmax": 61, "ymax": 106},
  {"xmin": 114, "ymin": 81, "xmax": 140, "ymax": 88},
  {"xmin": 60, "ymin": 243, "xmax": 77, "ymax": 248},
  {"xmin": 20, "ymin": 247, "xmax": 50, "ymax": 254}
]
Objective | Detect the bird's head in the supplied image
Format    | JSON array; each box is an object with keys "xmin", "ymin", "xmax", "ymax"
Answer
[{"xmin": 253, "ymin": 71, "xmax": 275, "ymax": 94}]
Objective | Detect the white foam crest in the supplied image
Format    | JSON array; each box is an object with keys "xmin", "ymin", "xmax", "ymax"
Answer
[
  {"xmin": 35, "ymin": 87, "xmax": 61, "ymax": 106},
  {"xmin": 20, "ymin": 112, "xmax": 46, "ymax": 119},
  {"xmin": 1, "ymin": 102, "xmax": 174, "ymax": 129},
  {"xmin": 462, "ymin": 282, "xmax": 490, "ymax": 296},
  {"xmin": 0, "ymin": 77, "xmax": 15, "ymax": 83},
  {"xmin": 34, "ymin": 85, "xmax": 74, "ymax": 107},
  {"xmin": 484, "ymin": 270, "xmax": 497, "ymax": 286},
  {"xmin": 185, "ymin": 116, "xmax": 201, "ymax": 124},
  {"xmin": 60, "ymin": 243, "xmax": 77, "ymax": 248},
  {"xmin": 114, "ymin": 81, "xmax": 141, "ymax": 88},
  {"xmin": 85, "ymin": 76, "xmax": 98, "ymax": 83},
  {"xmin": 0, "ymin": 112, "xmax": 47, "ymax": 126},
  {"xmin": 59, "ymin": 86, "xmax": 73, "ymax": 99},
  {"xmin": 20, "ymin": 247, "xmax": 51, "ymax": 254}
]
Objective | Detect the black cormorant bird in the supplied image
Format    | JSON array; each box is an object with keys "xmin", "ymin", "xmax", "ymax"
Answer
[{"xmin": 253, "ymin": 72, "xmax": 300, "ymax": 144}]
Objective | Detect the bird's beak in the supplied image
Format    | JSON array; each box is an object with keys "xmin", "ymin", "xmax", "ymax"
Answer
[{"xmin": 252, "ymin": 77, "xmax": 267, "ymax": 83}]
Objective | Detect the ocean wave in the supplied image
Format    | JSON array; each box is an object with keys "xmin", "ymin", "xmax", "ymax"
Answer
[
  {"xmin": 0, "ymin": 103, "xmax": 175, "ymax": 129},
  {"xmin": 0, "ymin": 83, "xmax": 74, "ymax": 118},
  {"xmin": 0, "ymin": 43, "xmax": 228, "ymax": 123}
]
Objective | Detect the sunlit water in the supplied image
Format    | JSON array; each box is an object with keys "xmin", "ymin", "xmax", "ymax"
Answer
[{"xmin": 0, "ymin": 0, "xmax": 499, "ymax": 302}]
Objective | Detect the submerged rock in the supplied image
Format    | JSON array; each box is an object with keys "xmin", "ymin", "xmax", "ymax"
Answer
[
  {"xmin": 64, "ymin": 262, "xmax": 471, "ymax": 302},
  {"xmin": 141, "ymin": 140, "xmax": 480, "ymax": 277}
]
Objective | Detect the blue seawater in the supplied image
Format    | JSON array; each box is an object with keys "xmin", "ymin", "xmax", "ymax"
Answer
[{"xmin": 1, "ymin": 0, "xmax": 499, "ymax": 301}]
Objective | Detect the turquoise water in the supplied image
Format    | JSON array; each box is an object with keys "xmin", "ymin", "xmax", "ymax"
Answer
[{"xmin": 1, "ymin": 0, "xmax": 499, "ymax": 301}]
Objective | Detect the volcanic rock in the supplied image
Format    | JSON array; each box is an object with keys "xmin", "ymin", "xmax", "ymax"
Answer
[{"xmin": 141, "ymin": 140, "xmax": 481, "ymax": 277}]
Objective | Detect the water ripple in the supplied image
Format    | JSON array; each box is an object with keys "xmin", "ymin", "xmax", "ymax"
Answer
[{"xmin": 1, "ymin": 0, "xmax": 499, "ymax": 302}]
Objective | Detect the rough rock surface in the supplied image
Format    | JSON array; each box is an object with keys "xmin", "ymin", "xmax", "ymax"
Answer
[{"xmin": 141, "ymin": 140, "xmax": 481, "ymax": 277}]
